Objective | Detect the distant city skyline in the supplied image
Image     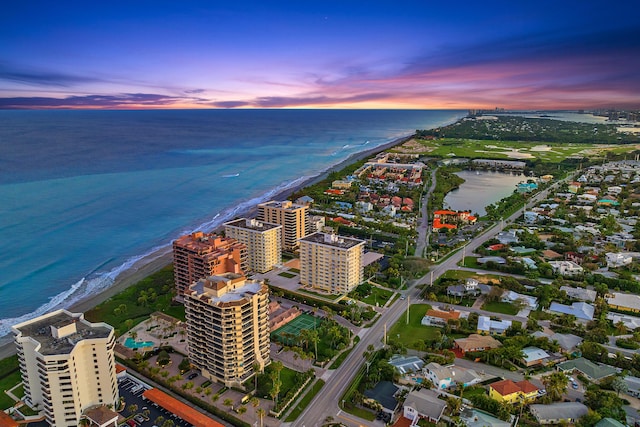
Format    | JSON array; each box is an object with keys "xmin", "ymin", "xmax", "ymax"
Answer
[{"xmin": 1, "ymin": 1, "xmax": 639, "ymax": 110}]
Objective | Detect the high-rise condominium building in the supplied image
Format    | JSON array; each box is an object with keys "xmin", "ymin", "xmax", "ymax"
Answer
[
  {"xmin": 257, "ymin": 200, "xmax": 309, "ymax": 250},
  {"xmin": 173, "ymin": 231, "xmax": 247, "ymax": 296},
  {"xmin": 185, "ymin": 273, "xmax": 270, "ymax": 387},
  {"xmin": 224, "ymin": 218, "xmax": 281, "ymax": 273},
  {"xmin": 299, "ymin": 232, "xmax": 365, "ymax": 294},
  {"xmin": 12, "ymin": 310, "xmax": 118, "ymax": 427}
]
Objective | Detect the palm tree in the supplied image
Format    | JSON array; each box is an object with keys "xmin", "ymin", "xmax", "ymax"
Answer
[
  {"xmin": 154, "ymin": 416, "xmax": 165, "ymax": 426},
  {"xmin": 223, "ymin": 398, "xmax": 234, "ymax": 411},
  {"xmin": 542, "ymin": 372, "xmax": 569, "ymax": 402},
  {"xmin": 237, "ymin": 405, "xmax": 247, "ymax": 416},
  {"xmin": 256, "ymin": 407, "xmax": 266, "ymax": 427},
  {"xmin": 252, "ymin": 361, "xmax": 261, "ymax": 391},
  {"xmin": 127, "ymin": 403, "xmax": 138, "ymax": 415},
  {"xmin": 250, "ymin": 397, "xmax": 260, "ymax": 408}
]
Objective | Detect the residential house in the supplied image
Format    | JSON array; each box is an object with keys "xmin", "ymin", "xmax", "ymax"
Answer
[
  {"xmin": 477, "ymin": 256, "xmax": 507, "ymax": 265},
  {"xmin": 529, "ymin": 402, "xmax": 588, "ymax": 425},
  {"xmin": 477, "ymin": 316, "xmax": 512, "ymax": 335},
  {"xmin": 447, "ymin": 278, "xmax": 491, "ymax": 297},
  {"xmin": 424, "ymin": 362, "xmax": 482, "ymax": 390},
  {"xmin": 501, "ymin": 290, "xmax": 537, "ymax": 309},
  {"xmin": 548, "ymin": 301, "xmax": 595, "ymax": 321},
  {"xmin": 364, "ymin": 381, "xmax": 399, "ymax": 416},
  {"xmin": 422, "ymin": 308, "xmax": 462, "ymax": 327},
  {"xmin": 551, "ymin": 333, "xmax": 583, "ymax": 353},
  {"xmin": 295, "ymin": 195, "xmax": 314, "ymax": 206},
  {"xmin": 459, "ymin": 409, "xmax": 511, "ymax": 427},
  {"xmin": 548, "ymin": 260, "xmax": 584, "ymax": 277},
  {"xmin": 521, "ymin": 347, "xmax": 551, "ymax": 367},
  {"xmin": 453, "ymin": 334, "xmax": 502, "ymax": 355},
  {"xmin": 606, "ymin": 252, "xmax": 633, "ymax": 268},
  {"xmin": 595, "ymin": 418, "xmax": 626, "ymax": 427},
  {"xmin": 624, "ymin": 376, "xmax": 640, "ymax": 398},
  {"xmin": 389, "ymin": 355, "xmax": 425, "ymax": 375},
  {"xmin": 403, "ymin": 389, "xmax": 447, "ymax": 424},
  {"xmin": 356, "ymin": 201, "xmax": 374, "ymax": 213},
  {"xmin": 559, "ymin": 286, "xmax": 597, "ymax": 302},
  {"xmin": 496, "ymin": 230, "xmax": 520, "ymax": 245},
  {"xmin": 489, "ymin": 379, "xmax": 539, "ymax": 404},
  {"xmin": 568, "ymin": 182, "xmax": 582, "ymax": 193},
  {"xmin": 607, "ymin": 292, "xmax": 640, "ymax": 313},
  {"xmin": 557, "ymin": 357, "xmax": 617, "ymax": 382},
  {"xmin": 607, "ymin": 313, "xmax": 640, "ymax": 330}
]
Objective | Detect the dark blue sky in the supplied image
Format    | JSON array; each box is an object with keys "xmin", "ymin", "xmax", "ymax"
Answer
[{"xmin": 1, "ymin": 1, "xmax": 638, "ymax": 109}]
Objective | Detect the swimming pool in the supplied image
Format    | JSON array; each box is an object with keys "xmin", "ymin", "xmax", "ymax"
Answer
[{"xmin": 124, "ymin": 338, "xmax": 154, "ymax": 349}]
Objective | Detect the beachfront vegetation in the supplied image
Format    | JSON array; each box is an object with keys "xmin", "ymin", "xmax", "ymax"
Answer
[
  {"xmin": 0, "ymin": 356, "xmax": 20, "ymax": 410},
  {"xmin": 418, "ymin": 115, "xmax": 640, "ymax": 144},
  {"xmin": 85, "ymin": 265, "xmax": 181, "ymax": 336}
]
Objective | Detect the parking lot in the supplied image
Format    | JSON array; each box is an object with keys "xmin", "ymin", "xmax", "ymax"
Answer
[{"xmin": 118, "ymin": 376, "xmax": 193, "ymax": 427}]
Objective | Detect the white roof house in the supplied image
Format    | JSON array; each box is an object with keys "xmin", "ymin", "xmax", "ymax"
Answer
[
  {"xmin": 403, "ymin": 389, "xmax": 447, "ymax": 423},
  {"xmin": 549, "ymin": 261, "xmax": 584, "ymax": 277},
  {"xmin": 530, "ymin": 402, "xmax": 588, "ymax": 425},
  {"xmin": 607, "ymin": 292, "xmax": 640, "ymax": 312},
  {"xmin": 501, "ymin": 290, "xmax": 537, "ymax": 309},
  {"xmin": 559, "ymin": 286, "xmax": 597, "ymax": 302},
  {"xmin": 522, "ymin": 347, "xmax": 551, "ymax": 366},
  {"xmin": 607, "ymin": 313, "xmax": 640, "ymax": 330},
  {"xmin": 548, "ymin": 301, "xmax": 595, "ymax": 321},
  {"xmin": 606, "ymin": 252, "xmax": 633, "ymax": 268},
  {"xmin": 477, "ymin": 315, "xmax": 512, "ymax": 335}
]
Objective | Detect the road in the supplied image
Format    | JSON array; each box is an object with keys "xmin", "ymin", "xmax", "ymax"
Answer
[
  {"xmin": 292, "ymin": 177, "xmax": 571, "ymax": 427},
  {"xmin": 414, "ymin": 168, "xmax": 437, "ymax": 258},
  {"xmin": 292, "ymin": 180, "xmax": 567, "ymax": 426}
]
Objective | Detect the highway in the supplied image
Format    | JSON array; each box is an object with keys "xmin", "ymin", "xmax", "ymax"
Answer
[{"xmin": 292, "ymin": 178, "xmax": 569, "ymax": 427}]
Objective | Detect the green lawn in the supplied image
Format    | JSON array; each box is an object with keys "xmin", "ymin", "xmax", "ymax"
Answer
[
  {"xmin": 388, "ymin": 304, "xmax": 446, "ymax": 348},
  {"xmin": 481, "ymin": 301, "xmax": 518, "ymax": 315},
  {"xmin": 0, "ymin": 355, "xmax": 21, "ymax": 410},
  {"xmin": 359, "ymin": 286, "xmax": 394, "ymax": 306},
  {"xmin": 462, "ymin": 256, "xmax": 480, "ymax": 268},
  {"xmin": 278, "ymin": 271, "xmax": 297, "ymax": 278},
  {"xmin": 85, "ymin": 265, "xmax": 177, "ymax": 335},
  {"xmin": 284, "ymin": 379, "xmax": 325, "ymax": 422},
  {"xmin": 297, "ymin": 289, "xmax": 342, "ymax": 301},
  {"xmin": 328, "ymin": 346, "xmax": 354, "ymax": 369},
  {"xmin": 417, "ymin": 138, "xmax": 600, "ymax": 163}
]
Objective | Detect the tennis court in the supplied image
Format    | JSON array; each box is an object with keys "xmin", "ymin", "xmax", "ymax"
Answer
[{"xmin": 271, "ymin": 313, "xmax": 321, "ymax": 345}]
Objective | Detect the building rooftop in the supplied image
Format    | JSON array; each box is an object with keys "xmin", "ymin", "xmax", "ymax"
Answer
[
  {"xmin": 142, "ymin": 388, "xmax": 223, "ymax": 427},
  {"xmin": 300, "ymin": 232, "xmax": 365, "ymax": 249},
  {"xmin": 560, "ymin": 286, "xmax": 597, "ymax": 302},
  {"xmin": 259, "ymin": 200, "xmax": 306, "ymax": 210},
  {"xmin": 188, "ymin": 274, "xmax": 265, "ymax": 306},
  {"xmin": 363, "ymin": 380, "xmax": 399, "ymax": 411},
  {"xmin": 224, "ymin": 218, "xmax": 281, "ymax": 231},
  {"xmin": 460, "ymin": 409, "xmax": 510, "ymax": 427},
  {"xmin": 530, "ymin": 402, "xmax": 588, "ymax": 422},
  {"xmin": 13, "ymin": 310, "xmax": 112, "ymax": 356},
  {"xmin": 557, "ymin": 357, "xmax": 617, "ymax": 380},
  {"xmin": 454, "ymin": 334, "xmax": 502, "ymax": 352},
  {"xmin": 404, "ymin": 389, "xmax": 446, "ymax": 421},
  {"xmin": 549, "ymin": 301, "xmax": 595, "ymax": 321},
  {"xmin": 522, "ymin": 347, "xmax": 550, "ymax": 364},
  {"xmin": 389, "ymin": 355, "xmax": 424, "ymax": 374},
  {"xmin": 84, "ymin": 405, "xmax": 119, "ymax": 426},
  {"xmin": 607, "ymin": 292, "xmax": 640, "ymax": 311}
]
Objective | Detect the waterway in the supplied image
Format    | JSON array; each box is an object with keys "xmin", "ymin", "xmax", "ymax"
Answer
[{"xmin": 443, "ymin": 170, "xmax": 527, "ymax": 216}]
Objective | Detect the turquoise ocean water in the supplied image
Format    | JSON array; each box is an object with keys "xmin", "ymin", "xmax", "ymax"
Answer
[{"xmin": 0, "ymin": 109, "xmax": 465, "ymax": 335}]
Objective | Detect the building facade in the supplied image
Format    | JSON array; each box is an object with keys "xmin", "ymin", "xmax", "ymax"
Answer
[
  {"xmin": 184, "ymin": 274, "xmax": 270, "ymax": 387},
  {"xmin": 299, "ymin": 232, "xmax": 365, "ymax": 294},
  {"xmin": 257, "ymin": 200, "xmax": 309, "ymax": 251},
  {"xmin": 224, "ymin": 219, "xmax": 282, "ymax": 273},
  {"xmin": 173, "ymin": 231, "xmax": 247, "ymax": 296},
  {"xmin": 12, "ymin": 310, "xmax": 118, "ymax": 427}
]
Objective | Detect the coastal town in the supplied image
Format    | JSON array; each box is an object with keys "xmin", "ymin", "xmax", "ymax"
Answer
[{"xmin": 5, "ymin": 114, "xmax": 640, "ymax": 427}]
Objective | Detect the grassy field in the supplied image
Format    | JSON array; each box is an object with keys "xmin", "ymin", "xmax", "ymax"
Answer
[
  {"xmin": 278, "ymin": 271, "xmax": 297, "ymax": 278},
  {"xmin": 284, "ymin": 379, "xmax": 325, "ymax": 422},
  {"xmin": 359, "ymin": 286, "xmax": 394, "ymax": 306},
  {"xmin": 403, "ymin": 138, "xmax": 619, "ymax": 162},
  {"xmin": 481, "ymin": 301, "xmax": 518, "ymax": 315},
  {"xmin": 84, "ymin": 265, "xmax": 179, "ymax": 335},
  {"xmin": 297, "ymin": 289, "xmax": 342, "ymax": 301},
  {"xmin": 0, "ymin": 356, "xmax": 21, "ymax": 410},
  {"xmin": 388, "ymin": 304, "xmax": 447, "ymax": 348}
]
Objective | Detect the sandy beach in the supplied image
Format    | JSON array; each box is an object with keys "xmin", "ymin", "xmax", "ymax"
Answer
[{"xmin": 0, "ymin": 134, "xmax": 411, "ymax": 361}]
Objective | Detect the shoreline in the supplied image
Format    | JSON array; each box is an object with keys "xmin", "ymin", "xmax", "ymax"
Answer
[{"xmin": 0, "ymin": 133, "xmax": 413, "ymax": 360}]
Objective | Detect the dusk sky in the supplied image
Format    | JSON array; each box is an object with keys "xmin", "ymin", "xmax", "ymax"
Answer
[{"xmin": 1, "ymin": 1, "xmax": 639, "ymax": 110}]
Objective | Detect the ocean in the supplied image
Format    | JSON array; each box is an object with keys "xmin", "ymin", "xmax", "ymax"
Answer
[{"xmin": 0, "ymin": 109, "xmax": 465, "ymax": 336}]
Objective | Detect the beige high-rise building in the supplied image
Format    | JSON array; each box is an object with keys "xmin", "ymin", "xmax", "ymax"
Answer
[
  {"xmin": 258, "ymin": 200, "xmax": 309, "ymax": 250},
  {"xmin": 299, "ymin": 232, "xmax": 365, "ymax": 294},
  {"xmin": 173, "ymin": 231, "xmax": 247, "ymax": 296},
  {"xmin": 185, "ymin": 273, "xmax": 270, "ymax": 387},
  {"xmin": 224, "ymin": 218, "xmax": 281, "ymax": 273},
  {"xmin": 12, "ymin": 310, "xmax": 118, "ymax": 427}
]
